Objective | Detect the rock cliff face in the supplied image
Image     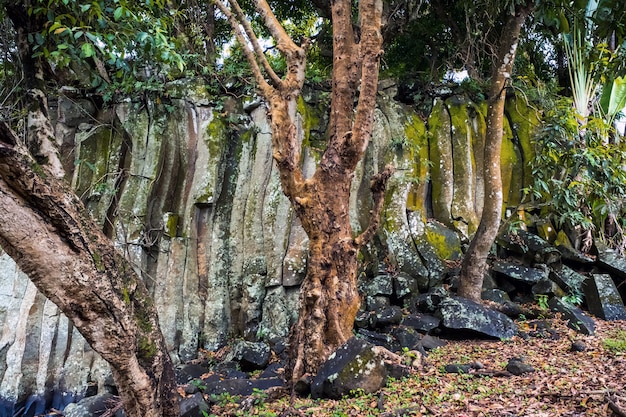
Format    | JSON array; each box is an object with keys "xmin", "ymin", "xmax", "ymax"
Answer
[{"xmin": 0, "ymin": 80, "xmax": 538, "ymax": 410}]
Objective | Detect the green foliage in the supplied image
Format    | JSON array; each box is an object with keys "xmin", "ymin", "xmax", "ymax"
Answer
[
  {"xmin": 190, "ymin": 378, "xmax": 207, "ymax": 392},
  {"xmin": 27, "ymin": 0, "xmax": 188, "ymax": 94},
  {"xmin": 535, "ymin": 294, "xmax": 549, "ymax": 310},
  {"xmin": 525, "ymin": 96, "xmax": 626, "ymax": 252},
  {"xmin": 603, "ymin": 330, "xmax": 626, "ymax": 353}
]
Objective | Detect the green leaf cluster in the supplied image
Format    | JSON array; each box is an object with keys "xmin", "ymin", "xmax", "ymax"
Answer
[
  {"xmin": 526, "ymin": 96, "xmax": 626, "ymax": 252},
  {"xmin": 25, "ymin": 0, "xmax": 190, "ymax": 99}
]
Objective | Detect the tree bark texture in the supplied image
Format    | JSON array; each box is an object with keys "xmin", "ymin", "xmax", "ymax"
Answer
[
  {"xmin": 0, "ymin": 124, "xmax": 178, "ymax": 416},
  {"xmin": 458, "ymin": 3, "xmax": 533, "ymax": 301},
  {"xmin": 214, "ymin": 0, "xmax": 389, "ymax": 385}
]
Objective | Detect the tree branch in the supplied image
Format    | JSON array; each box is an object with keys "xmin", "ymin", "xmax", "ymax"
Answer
[
  {"xmin": 355, "ymin": 164, "xmax": 394, "ymax": 247},
  {"xmin": 212, "ymin": 0, "xmax": 276, "ymax": 91},
  {"xmin": 224, "ymin": 0, "xmax": 283, "ymax": 88}
]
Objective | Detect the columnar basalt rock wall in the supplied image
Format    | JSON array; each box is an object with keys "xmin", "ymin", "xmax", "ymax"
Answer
[{"xmin": 0, "ymin": 80, "xmax": 538, "ymax": 411}]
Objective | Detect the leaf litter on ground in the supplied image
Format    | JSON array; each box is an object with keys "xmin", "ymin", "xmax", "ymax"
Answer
[{"xmin": 208, "ymin": 315, "xmax": 626, "ymax": 417}]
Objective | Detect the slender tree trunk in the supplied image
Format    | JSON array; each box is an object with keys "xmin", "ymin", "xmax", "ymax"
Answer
[
  {"xmin": 458, "ymin": 3, "xmax": 533, "ymax": 301},
  {"xmin": 0, "ymin": 124, "xmax": 179, "ymax": 416}
]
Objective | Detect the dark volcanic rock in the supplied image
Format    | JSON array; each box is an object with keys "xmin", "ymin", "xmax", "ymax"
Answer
[
  {"xmin": 392, "ymin": 326, "xmax": 423, "ymax": 351},
  {"xmin": 356, "ymin": 329, "xmax": 400, "ymax": 352},
  {"xmin": 557, "ymin": 245, "xmax": 595, "ymax": 265},
  {"xmin": 63, "ymin": 393, "xmax": 123, "ymax": 417},
  {"xmin": 548, "ymin": 297, "xmax": 595, "ymax": 335},
  {"xmin": 401, "ymin": 313, "xmax": 441, "ymax": 333},
  {"xmin": 497, "ymin": 230, "xmax": 561, "ymax": 266},
  {"xmin": 225, "ymin": 340, "xmax": 271, "ymax": 371},
  {"xmin": 393, "ymin": 272, "xmax": 419, "ymax": 299},
  {"xmin": 597, "ymin": 246, "xmax": 626, "ymax": 281},
  {"xmin": 420, "ymin": 334, "xmax": 447, "ymax": 350},
  {"xmin": 375, "ymin": 305, "xmax": 404, "ymax": 326},
  {"xmin": 203, "ymin": 377, "xmax": 284, "ymax": 399},
  {"xmin": 410, "ymin": 287, "xmax": 449, "ymax": 314},
  {"xmin": 360, "ymin": 274, "xmax": 393, "ymax": 296},
  {"xmin": 436, "ymin": 296, "xmax": 518, "ymax": 339},
  {"xmin": 492, "ymin": 260, "xmax": 549, "ymax": 285},
  {"xmin": 481, "ymin": 288, "xmax": 511, "ymax": 304},
  {"xmin": 444, "ymin": 364, "xmax": 472, "ymax": 374},
  {"xmin": 583, "ymin": 274, "xmax": 626, "ymax": 320},
  {"xmin": 311, "ymin": 337, "xmax": 388, "ymax": 399},
  {"xmin": 180, "ymin": 392, "xmax": 210, "ymax": 417},
  {"xmin": 549, "ymin": 266, "xmax": 587, "ymax": 294},
  {"xmin": 506, "ymin": 357, "xmax": 535, "ymax": 375}
]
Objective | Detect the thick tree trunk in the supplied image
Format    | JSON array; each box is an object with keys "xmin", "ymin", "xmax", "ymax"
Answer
[
  {"xmin": 0, "ymin": 125, "xmax": 179, "ymax": 416},
  {"xmin": 458, "ymin": 4, "xmax": 533, "ymax": 301},
  {"xmin": 214, "ymin": 0, "xmax": 387, "ymax": 385},
  {"xmin": 286, "ymin": 0, "xmax": 387, "ymax": 385}
]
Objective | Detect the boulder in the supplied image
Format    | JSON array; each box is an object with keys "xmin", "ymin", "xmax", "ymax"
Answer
[
  {"xmin": 356, "ymin": 329, "xmax": 400, "ymax": 352},
  {"xmin": 497, "ymin": 230, "xmax": 561, "ymax": 266},
  {"xmin": 401, "ymin": 313, "xmax": 441, "ymax": 333},
  {"xmin": 393, "ymin": 272, "xmax": 419, "ymax": 299},
  {"xmin": 436, "ymin": 296, "xmax": 518, "ymax": 339},
  {"xmin": 63, "ymin": 393, "xmax": 123, "ymax": 417},
  {"xmin": 506, "ymin": 357, "xmax": 535, "ymax": 375},
  {"xmin": 492, "ymin": 260, "xmax": 549, "ymax": 285},
  {"xmin": 597, "ymin": 246, "xmax": 626, "ymax": 281},
  {"xmin": 224, "ymin": 341, "xmax": 271, "ymax": 371},
  {"xmin": 364, "ymin": 295, "xmax": 391, "ymax": 311},
  {"xmin": 419, "ymin": 334, "xmax": 447, "ymax": 351},
  {"xmin": 481, "ymin": 289, "xmax": 510, "ymax": 304},
  {"xmin": 180, "ymin": 392, "xmax": 210, "ymax": 417},
  {"xmin": 549, "ymin": 266, "xmax": 587, "ymax": 294},
  {"xmin": 556, "ymin": 244, "xmax": 595, "ymax": 265},
  {"xmin": 203, "ymin": 377, "xmax": 284, "ymax": 399},
  {"xmin": 310, "ymin": 338, "xmax": 388, "ymax": 399},
  {"xmin": 583, "ymin": 274, "xmax": 626, "ymax": 320},
  {"xmin": 375, "ymin": 306, "xmax": 404, "ymax": 326},
  {"xmin": 548, "ymin": 297, "xmax": 595, "ymax": 335},
  {"xmin": 392, "ymin": 326, "xmax": 424, "ymax": 351},
  {"xmin": 360, "ymin": 274, "xmax": 393, "ymax": 297},
  {"xmin": 409, "ymin": 287, "xmax": 449, "ymax": 314}
]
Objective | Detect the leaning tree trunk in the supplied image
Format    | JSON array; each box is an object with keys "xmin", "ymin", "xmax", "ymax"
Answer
[
  {"xmin": 458, "ymin": 3, "xmax": 533, "ymax": 301},
  {"xmin": 214, "ymin": 0, "xmax": 388, "ymax": 386},
  {"xmin": 0, "ymin": 124, "xmax": 179, "ymax": 416},
  {"xmin": 1, "ymin": 4, "xmax": 178, "ymax": 415}
]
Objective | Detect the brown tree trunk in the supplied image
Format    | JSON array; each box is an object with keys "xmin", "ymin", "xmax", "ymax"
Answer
[
  {"xmin": 214, "ymin": 0, "xmax": 389, "ymax": 385},
  {"xmin": 458, "ymin": 3, "xmax": 533, "ymax": 301},
  {"xmin": 0, "ymin": 124, "xmax": 179, "ymax": 416},
  {"xmin": 2, "ymin": 4, "xmax": 179, "ymax": 414}
]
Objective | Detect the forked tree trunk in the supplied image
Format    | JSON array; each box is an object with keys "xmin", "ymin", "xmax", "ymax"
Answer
[
  {"xmin": 214, "ymin": 0, "xmax": 389, "ymax": 385},
  {"xmin": 458, "ymin": 3, "xmax": 533, "ymax": 301},
  {"xmin": 0, "ymin": 124, "xmax": 179, "ymax": 416}
]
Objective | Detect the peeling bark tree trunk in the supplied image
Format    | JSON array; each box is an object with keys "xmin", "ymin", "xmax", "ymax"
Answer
[
  {"xmin": 214, "ymin": 0, "xmax": 390, "ymax": 385},
  {"xmin": 0, "ymin": 124, "xmax": 178, "ymax": 416},
  {"xmin": 458, "ymin": 3, "xmax": 533, "ymax": 302}
]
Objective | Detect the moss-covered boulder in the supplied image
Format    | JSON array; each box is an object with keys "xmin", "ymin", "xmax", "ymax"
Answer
[{"xmin": 310, "ymin": 337, "xmax": 388, "ymax": 400}]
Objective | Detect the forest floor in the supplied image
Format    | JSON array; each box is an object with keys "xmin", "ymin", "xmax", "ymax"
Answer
[{"xmin": 207, "ymin": 315, "xmax": 626, "ymax": 417}]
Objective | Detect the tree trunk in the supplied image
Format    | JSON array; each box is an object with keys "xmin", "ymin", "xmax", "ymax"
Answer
[
  {"xmin": 0, "ymin": 124, "xmax": 179, "ymax": 416},
  {"xmin": 458, "ymin": 3, "xmax": 533, "ymax": 301},
  {"xmin": 2, "ymin": 4, "xmax": 179, "ymax": 414},
  {"xmin": 214, "ymin": 0, "xmax": 388, "ymax": 385}
]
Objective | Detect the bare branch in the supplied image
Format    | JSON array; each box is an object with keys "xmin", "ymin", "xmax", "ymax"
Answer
[
  {"xmin": 253, "ymin": 0, "xmax": 306, "ymax": 91},
  {"xmin": 355, "ymin": 164, "xmax": 394, "ymax": 247},
  {"xmin": 226, "ymin": 0, "xmax": 283, "ymax": 88},
  {"xmin": 212, "ymin": 0, "xmax": 274, "ymax": 92}
]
